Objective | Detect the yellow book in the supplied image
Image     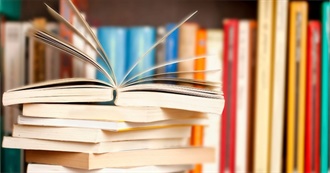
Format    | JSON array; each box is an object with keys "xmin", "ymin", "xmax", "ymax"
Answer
[
  {"xmin": 286, "ymin": 2, "xmax": 308, "ymax": 173},
  {"xmin": 253, "ymin": 0, "xmax": 274, "ymax": 172}
]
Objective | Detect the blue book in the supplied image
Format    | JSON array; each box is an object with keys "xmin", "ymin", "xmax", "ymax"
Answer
[
  {"xmin": 321, "ymin": 2, "xmax": 330, "ymax": 173},
  {"xmin": 165, "ymin": 23, "xmax": 179, "ymax": 76},
  {"xmin": 96, "ymin": 27, "xmax": 127, "ymax": 84},
  {"xmin": 126, "ymin": 27, "xmax": 156, "ymax": 82}
]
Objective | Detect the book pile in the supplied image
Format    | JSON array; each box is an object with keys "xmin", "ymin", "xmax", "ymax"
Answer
[
  {"xmin": 3, "ymin": 103, "xmax": 219, "ymax": 172},
  {"xmin": 1, "ymin": 0, "xmax": 224, "ymax": 172}
]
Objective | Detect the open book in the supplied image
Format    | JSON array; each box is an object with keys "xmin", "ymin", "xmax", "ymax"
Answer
[{"xmin": 2, "ymin": 0, "xmax": 224, "ymax": 114}]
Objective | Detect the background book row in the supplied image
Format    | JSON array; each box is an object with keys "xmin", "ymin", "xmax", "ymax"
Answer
[{"xmin": 221, "ymin": 1, "xmax": 330, "ymax": 173}]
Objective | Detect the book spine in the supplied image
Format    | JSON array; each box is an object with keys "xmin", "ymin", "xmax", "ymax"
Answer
[
  {"xmin": 178, "ymin": 23, "xmax": 198, "ymax": 79},
  {"xmin": 127, "ymin": 27, "xmax": 156, "ymax": 81},
  {"xmin": 190, "ymin": 28, "xmax": 207, "ymax": 173},
  {"xmin": 269, "ymin": 0, "xmax": 289, "ymax": 172},
  {"xmin": 286, "ymin": 2, "xmax": 308, "ymax": 173},
  {"xmin": 59, "ymin": 0, "xmax": 73, "ymax": 78},
  {"xmin": 45, "ymin": 23, "xmax": 59, "ymax": 80},
  {"xmin": 321, "ymin": 2, "xmax": 330, "ymax": 173},
  {"xmin": 305, "ymin": 21, "xmax": 321, "ymax": 173},
  {"xmin": 235, "ymin": 20, "xmax": 249, "ymax": 173},
  {"xmin": 72, "ymin": 13, "xmax": 86, "ymax": 78},
  {"xmin": 165, "ymin": 23, "xmax": 179, "ymax": 76},
  {"xmin": 253, "ymin": 0, "xmax": 274, "ymax": 172},
  {"xmin": 156, "ymin": 26, "xmax": 166, "ymax": 74},
  {"xmin": 97, "ymin": 27, "xmax": 127, "ymax": 83},
  {"xmin": 3, "ymin": 21, "xmax": 22, "ymax": 173},
  {"xmin": 203, "ymin": 29, "xmax": 223, "ymax": 173},
  {"xmin": 220, "ymin": 19, "xmax": 238, "ymax": 173}
]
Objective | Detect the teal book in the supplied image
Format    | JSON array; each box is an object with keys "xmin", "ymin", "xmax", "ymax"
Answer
[
  {"xmin": 126, "ymin": 27, "xmax": 156, "ymax": 81},
  {"xmin": 96, "ymin": 27, "xmax": 127, "ymax": 84},
  {"xmin": 321, "ymin": 2, "xmax": 330, "ymax": 173},
  {"xmin": 0, "ymin": 0, "xmax": 21, "ymax": 20}
]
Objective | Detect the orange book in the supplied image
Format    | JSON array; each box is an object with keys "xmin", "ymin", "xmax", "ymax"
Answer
[{"xmin": 191, "ymin": 29, "xmax": 207, "ymax": 173}]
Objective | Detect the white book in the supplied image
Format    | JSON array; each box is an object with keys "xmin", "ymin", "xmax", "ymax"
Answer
[
  {"xmin": 12, "ymin": 125, "xmax": 192, "ymax": 143},
  {"xmin": 45, "ymin": 22, "xmax": 60, "ymax": 80},
  {"xmin": 27, "ymin": 163, "xmax": 193, "ymax": 173},
  {"xmin": 156, "ymin": 26, "xmax": 166, "ymax": 74},
  {"xmin": 3, "ymin": 137, "xmax": 189, "ymax": 153},
  {"xmin": 203, "ymin": 29, "xmax": 223, "ymax": 173},
  {"xmin": 3, "ymin": 22, "xmax": 23, "ymax": 134},
  {"xmin": 269, "ymin": 0, "xmax": 289, "ymax": 172},
  {"xmin": 235, "ymin": 20, "xmax": 250, "ymax": 172},
  {"xmin": 17, "ymin": 115, "xmax": 209, "ymax": 131}
]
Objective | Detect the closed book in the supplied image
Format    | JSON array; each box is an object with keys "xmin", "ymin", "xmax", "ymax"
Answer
[
  {"xmin": 235, "ymin": 20, "xmax": 256, "ymax": 173},
  {"xmin": 97, "ymin": 27, "xmax": 127, "ymax": 83},
  {"xmin": 3, "ymin": 137, "xmax": 189, "ymax": 153},
  {"xmin": 22, "ymin": 104, "xmax": 206, "ymax": 122},
  {"xmin": 165, "ymin": 23, "xmax": 179, "ymax": 75},
  {"xmin": 203, "ymin": 29, "xmax": 223, "ymax": 173},
  {"xmin": 85, "ymin": 27, "xmax": 97, "ymax": 79},
  {"xmin": 156, "ymin": 26, "xmax": 166, "ymax": 74},
  {"xmin": 305, "ymin": 21, "xmax": 321, "ymax": 173},
  {"xmin": 253, "ymin": 0, "xmax": 274, "ymax": 172},
  {"xmin": 127, "ymin": 26, "xmax": 156, "ymax": 80},
  {"xmin": 27, "ymin": 163, "xmax": 193, "ymax": 173},
  {"xmin": 321, "ymin": 2, "xmax": 330, "ymax": 173},
  {"xmin": 269, "ymin": 0, "xmax": 289, "ymax": 172},
  {"xmin": 220, "ymin": 19, "xmax": 238, "ymax": 173},
  {"xmin": 45, "ymin": 22, "xmax": 60, "ymax": 80},
  {"xmin": 12, "ymin": 125, "xmax": 192, "ymax": 143},
  {"xmin": 178, "ymin": 23, "xmax": 198, "ymax": 79},
  {"xmin": 17, "ymin": 115, "xmax": 209, "ymax": 131},
  {"xmin": 25, "ymin": 147, "xmax": 215, "ymax": 170},
  {"xmin": 286, "ymin": 2, "xmax": 308, "ymax": 173}
]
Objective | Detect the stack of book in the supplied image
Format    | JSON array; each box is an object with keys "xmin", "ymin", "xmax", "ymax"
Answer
[
  {"xmin": 1, "ymin": 0, "xmax": 224, "ymax": 172},
  {"xmin": 3, "ymin": 103, "xmax": 218, "ymax": 172}
]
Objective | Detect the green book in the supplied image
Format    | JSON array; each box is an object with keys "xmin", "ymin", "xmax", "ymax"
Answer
[
  {"xmin": 321, "ymin": 2, "xmax": 330, "ymax": 173},
  {"xmin": 0, "ymin": 0, "xmax": 21, "ymax": 20}
]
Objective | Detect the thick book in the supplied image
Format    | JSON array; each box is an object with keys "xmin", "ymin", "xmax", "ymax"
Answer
[
  {"xmin": 16, "ymin": 115, "xmax": 209, "ymax": 131},
  {"xmin": 305, "ymin": 21, "xmax": 321, "ymax": 173},
  {"xmin": 12, "ymin": 125, "xmax": 192, "ymax": 143},
  {"xmin": 27, "ymin": 163, "xmax": 193, "ymax": 173},
  {"xmin": 235, "ymin": 20, "xmax": 256, "ymax": 173},
  {"xmin": 321, "ymin": 2, "xmax": 330, "ymax": 173},
  {"xmin": 253, "ymin": 0, "xmax": 274, "ymax": 172},
  {"xmin": 269, "ymin": 0, "xmax": 289, "ymax": 172},
  {"xmin": 25, "ymin": 147, "xmax": 214, "ymax": 169},
  {"xmin": 3, "ymin": 137, "xmax": 189, "ymax": 153},
  {"xmin": 220, "ymin": 19, "xmax": 238, "ymax": 173},
  {"xmin": 2, "ymin": 1, "xmax": 224, "ymax": 115},
  {"xmin": 286, "ymin": 2, "xmax": 308, "ymax": 173},
  {"xmin": 22, "ymin": 104, "xmax": 206, "ymax": 122}
]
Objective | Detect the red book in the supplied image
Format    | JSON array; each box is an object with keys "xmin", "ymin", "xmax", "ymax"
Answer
[
  {"xmin": 59, "ymin": 0, "xmax": 74, "ymax": 78},
  {"xmin": 305, "ymin": 21, "xmax": 321, "ymax": 173},
  {"xmin": 220, "ymin": 19, "xmax": 238, "ymax": 173}
]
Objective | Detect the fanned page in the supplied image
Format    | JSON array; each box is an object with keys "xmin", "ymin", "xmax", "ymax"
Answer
[{"xmin": 2, "ymin": 0, "xmax": 224, "ymax": 114}]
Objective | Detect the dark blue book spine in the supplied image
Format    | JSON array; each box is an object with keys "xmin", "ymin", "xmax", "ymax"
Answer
[{"xmin": 165, "ymin": 23, "xmax": 179, "ymax": 76}]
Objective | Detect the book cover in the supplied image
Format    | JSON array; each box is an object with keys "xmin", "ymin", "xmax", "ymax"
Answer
[
  {"xmin": 178, "ymin": 23, "xmax": 199, "ymax": 79},
  {"xmin": 269, "ymin": 0, "xmax": 289, "ymax": 172},
  {"xmin": 305, "ymin": 20, "xmax": 321, "ymax": 173},
  {"xmin": 286, "ymin": 2, "xmax": 308, "ymax": 173},
  {"xmin": 220, "ymin": 19, "xmax": 238, "ymax": 173},
  {"xmin": 203, "ymin": 29, "xmax": 223, "ymax": 173},
  {"xmin": 235, "ymin": 20, "xmax": 256, "ymax": 173},
  {"xmin": 253, "ymin": 0, "xmax": 274, "ymax": 172},
  {"xmin": 321, "ymin": 2, "xmax": 330, "ymax": 173},
  {"xmin": 96, "ymin": 27, "xmax": 127, "ymax": 83},
  {"xmin": 127, "ymin": 27, "xmax": 156, "ymax": 80}
]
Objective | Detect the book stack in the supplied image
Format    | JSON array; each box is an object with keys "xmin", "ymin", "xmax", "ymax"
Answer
[
  {"xmin": 3, "ymin": 103, "xmax": 219, "ymax": 172},
  {"xmin": 1, "ymin": 0, "xmax": 224, "ymax": 172}
]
